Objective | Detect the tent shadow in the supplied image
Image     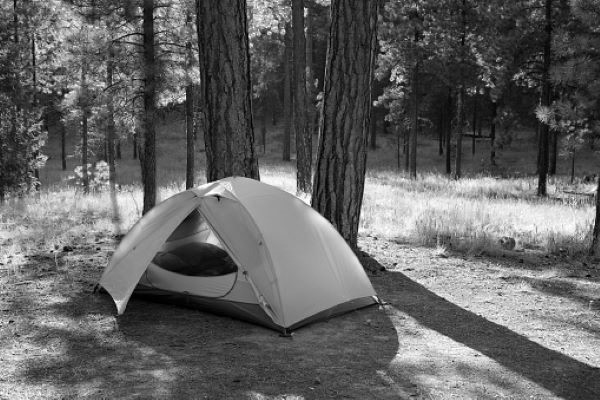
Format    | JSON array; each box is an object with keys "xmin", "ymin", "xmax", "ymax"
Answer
[
  {"xmin": 15, "ymin": 282, "xmax": 402, "ymax": 399},
  {"xmin": 369, "ymin": 257, "xmax": 600, "ymax": 400}
]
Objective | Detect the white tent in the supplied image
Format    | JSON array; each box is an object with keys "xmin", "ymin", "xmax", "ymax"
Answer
[{"xmin": 99, "ymin": 177, "xmax": 378, "ymax": 333}]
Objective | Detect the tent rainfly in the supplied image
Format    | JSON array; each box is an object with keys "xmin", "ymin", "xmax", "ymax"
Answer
[{"xmin": 98, "ymin": 177, "xmax": 379, "ymax": 333}]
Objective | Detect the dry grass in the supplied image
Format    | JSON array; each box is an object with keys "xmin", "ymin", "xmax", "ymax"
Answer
[{"xmin": 3, "ymin": 117, "xmax": 599, "ymax": 259}]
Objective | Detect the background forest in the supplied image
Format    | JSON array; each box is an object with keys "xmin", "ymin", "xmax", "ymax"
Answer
[{"xmin": 2, "ymin": 0, "xmax": 600, "ymax": 253}]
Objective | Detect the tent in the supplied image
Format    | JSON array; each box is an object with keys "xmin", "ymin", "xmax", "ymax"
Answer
[{"xmin": 99, "ymin": 177, "xmax": 379, "ymax": 333}]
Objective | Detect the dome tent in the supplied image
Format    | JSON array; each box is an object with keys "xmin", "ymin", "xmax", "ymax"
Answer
[{"xmin": 99, "ymin": 177, "xmax": 379, "ymax": 333}]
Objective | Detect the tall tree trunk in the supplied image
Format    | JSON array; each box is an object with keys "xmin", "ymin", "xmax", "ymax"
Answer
[
  {"xmin": 445, "ymin": 89, "xmax": 452, "ymax": 175},
  {"xmin": 305, "ymin": 4, "xmax": 317, "ymax": 137},
  {"xmin": 283, "ymin": 23, "xmax": 292, "ymax": 161},
  {"xmin": 537, "ymin": 0, "xmax": 552, "ymax": 197},
  {"xmin": 490, "ymin": 101, "xmax": 497, "ymax": 166},
  {"xmin": 454, "ymin": 1, "xmax": 467, "ymax": 180},
  {"xmin": 61, "ymin": 120, "xmax": 67, "ymax": 170},
  {"xmin": 261, "ymin": 107, "xmax": 267, "ymax": 153},
  {"xmin": 185, "ymin": 11, "xmax": 195, "ymax": 190},
  {"xmin": 31, "ymin": 32, "xmax": 39, "ymax": 183},
  {"xmin": 311, "ymin": 0, "xmax": 379, "ymax": 248},
  {"xmin": 293, "ymin": 0, "xmax": 311, "ymax": 194},
  {"xmin": 370, "ymin": 106, "xmax": 377, "ymax": 149},
  {"xmin": 472, "ymin": 93, "xmax": 477, "ymax": 155},
  {"xmin": 454, "ymin": 87, "xmax": 465, "ymax": 179},
  {"xmin": 549, "ymin": 129, "xmax": 557, "ymax": 175},
  {"xmin": 409, "ymin": 60, "xmax": 419, "ymax": 180},
  {"xmin": 570, "ymin": 153, "xmax": 575, "ymax": 184},
  {"xmin": 438, "ymin": 108, "xmax": 444, "ymax": 156},
  {"xmin": 196, "ymin": 0, "xmax": 259, "ymax": 182},
  {"xmin": 590, "ymin": 174, "xmax": 600, "ymax": 256},
  {"xmin": 142, "ymin": 0, "xmax": 157, "ymax": 213},
  {"xmin": 404, "ymin": 127, "xmax": 409, "ymax": 171},
  {"xmin": 81, "ymin": 64, "xmax": 89, "ymax": 194},
  {"xmin": 106, "ymin": 44, "xmax": 116, "ymax": 189}
]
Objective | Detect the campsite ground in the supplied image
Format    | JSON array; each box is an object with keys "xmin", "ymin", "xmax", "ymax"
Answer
[
  {"xmin": 1, "ymin": 232, "xmax": 599, "ymax": 399},
  {"xmin": 1, "ymin": 118, "xmax": 600, "ymax": 399}
]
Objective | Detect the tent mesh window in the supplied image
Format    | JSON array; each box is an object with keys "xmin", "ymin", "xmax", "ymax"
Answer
[{"xmin": 151, "ymin": 209, "xmax": 238, "ymax": 277}]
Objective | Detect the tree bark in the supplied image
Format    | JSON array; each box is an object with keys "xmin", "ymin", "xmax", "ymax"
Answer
[
  {"xmin": 311, "ymin": 0, "xmax": 379, "ymax": 248},
  {"xmin": 537, "ymin": 0, "xmax": 552, "ymax": 197},
  {"xmin": 472, "ymin": 93, "xmax": 477, "ymax": 155},
  {"xmin": 590, "ymin": 174, "xmax": 600, "ymax": 256},
  {"xmin": 61, "ymin": 119, "xmax": 67, "ymax": 170},
  {"xmin": 438, "ymin": 107, "xmax": 444, "ymax": 156},
  {"xmin": 370, "ymin": 106, "xmax": 377, "ymax": 149},
  {"xmin": 549, "ymin": 129, "xmax": 557, "ymax": 175},
  {"xmin": 185, "ymin": 11, "xmax": 195, "ymax": 190},
  {"xmin": 409, "ymin": 60, "xmax": 418, "ymax": 180},
  {"xmin": 490, "ymin": 101, "xmax": 497, "ymax": 166},
  {"xmin": 142, "ymin": 0, "xmax": 157, "ymax": 213},
  {"xmin": 197, "ymin": 0, "xmax": 259, "ymax": 182},
  {"xmin": 454, "ymin": 87, "xmax": 465, "ymax": 180},
  {"xmin": 81, "ymin": 64, "xmax": 89, "ymax": 194},
  {"xmin": 283, "ymin": 23, "xmax": 292, "ymax": 162},
  {"xmin": 293, "ymin": 0, "xmax": 311, "ymax": 194},
  {"xmin": 305, "ymin": 4, "xmax": 317, "ymax": 137},
  {"xmin": 106, "ymin": 44, "xmax": 116, "ymax": 189},
  {"xmin": 445, "ymin": 89, "xmax": 452, "ymax": 175}
]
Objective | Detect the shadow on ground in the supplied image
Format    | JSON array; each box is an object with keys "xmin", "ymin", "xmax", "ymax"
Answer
[
  {"xmin": 363, "ymin": 253, "xmax": 600, "ymax": 400},
  {"xmin": 5, "ymin": 255, "xmax": 401, "ymax": 399},
  {"xmin": 4, "ymin": 248, "xmax": 600, "ymax": 399}
]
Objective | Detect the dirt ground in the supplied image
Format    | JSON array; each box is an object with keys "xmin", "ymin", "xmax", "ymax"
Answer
[{"xmin": 1, "ymin": 234, "xmax": 599, "ymax": 399}]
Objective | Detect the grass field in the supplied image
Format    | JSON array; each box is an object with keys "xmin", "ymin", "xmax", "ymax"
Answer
[
  {"xmin": 1, "ymin": 116, "xmax": 600, "ymax": 399},
  {"xmin": 20, "ymin": 116, "xmax": 600, "ymax": 259}
]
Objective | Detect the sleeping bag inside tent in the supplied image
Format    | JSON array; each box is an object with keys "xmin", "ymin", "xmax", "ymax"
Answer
[{"xmin": 98, "ymin": 177, "xmax": 379, "ymax": 332}]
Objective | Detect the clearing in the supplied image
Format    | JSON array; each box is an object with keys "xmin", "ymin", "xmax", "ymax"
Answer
[{"xmin": 1, "ymin": 233, "xmax": 599, "ymax": 399}]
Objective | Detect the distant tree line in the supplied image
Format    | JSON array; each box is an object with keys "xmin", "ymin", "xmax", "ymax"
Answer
[{"xmin": 2, "ymin": 0, "xmax": 600, "ymax": 253}]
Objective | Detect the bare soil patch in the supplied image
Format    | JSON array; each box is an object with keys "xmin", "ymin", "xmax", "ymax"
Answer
[{"xmin": 1, "ymin": 234, "xmax": 599, "ymax": 399}]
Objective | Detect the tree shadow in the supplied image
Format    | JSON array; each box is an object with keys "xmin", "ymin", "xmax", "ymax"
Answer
[
  {"xmin": 367, "ymin": 254, "xmax": 600, "ymax": 400},
  {"xmin": 7, "ymin": 266, "xmax": 404, "ymax": 399}
]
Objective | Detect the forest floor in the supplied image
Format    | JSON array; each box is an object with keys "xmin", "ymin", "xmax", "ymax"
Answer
[{"xmin": 1, "ymin": 231, "xmax": 600, "ymax": 400}]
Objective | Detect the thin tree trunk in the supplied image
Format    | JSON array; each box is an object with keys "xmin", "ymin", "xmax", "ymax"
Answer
[
  {"xmin": 261, "ymin": 108, "xmax": 267, "ymax": 153},
  {"xmin": 445, "ymin": 88, "xmax": 452, "ymax": 175},
  {"xmin": 31, "ymin": 32, "xmax": 39, "ymax": 183},
  {"xmin": 81, "ymin": 64, "xmax": 89, "ymax": 194},
  {"xmin": 590, "ymin": 173, "xmax": 600, "ymax": 256},
  {"xmin": 196, "ymin": 0, "xmax": 259, "ymax": 182},
  {"xmin": 293, "ymin": 0, "xmax": 311, "ymax": 194},
  {"xmin": 283, "ymin": 24, "xmax": 292, "ymax": 161},
  {"xmin": 454, "ymin": 1, "xmax": 467, "ymax": 180},
  {"xmin": 490, "ymin": 101, "xmax": 497, "ymax": 166},
  {"xmin": 185, "ymin": 82, "xmax": 194, "ymax": 189},
  {"xmin": 61, "ymin": 119, "xmax": 67, "ymax": 170},
  {"xmin": 537, "ymin": 0, "xmax": 552, "ymax": 197},
  {"xmin": 454, "ymin": 87, "xmax": 465, "ymax": 180},
  {"xmin": 305, "ymin": 5, "xmax": 317, "ymax": 137},
  {"xmin": 404, "ymin": 127, "xmax": 409, "ymax": 171},
  {"xmin": 438, "ymin": 107, "xmax": 444, "ymax": 156},
  {"xmin": 409, "ymin": 60, "xmax": 418, "ymax": 180},
  {"xmin": 185, "ymin": 11, "xmax": 195, "ymax": 190},
  {"xmin": 570, "ymin": 153, "xmax": 575, "ymax": 184},
  {"xmin": 549, "ymin": 129, "xmax": 557, "ymax": 175},
  {"xmin": 311, "ymin": 0, "xmax": 379, "ymax": 248},
  {"xmin": 142, "ymin": 0, "xmax": 157, "ymax": 213},
  {"xmin": 472, "ymin": 94, "xmax": 477, "ymax": 155},
  {"xmin": 370, "ymin": 107, "xmax": 377, "ymax": 149},
  {"xmin": 396, "ymin": 126, "xmax": 401, "ymax": 170},
  {"xmin": 106, "ymin": 44, "xmax": 116, "ymax": 189}
]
